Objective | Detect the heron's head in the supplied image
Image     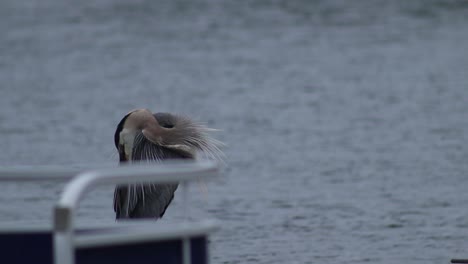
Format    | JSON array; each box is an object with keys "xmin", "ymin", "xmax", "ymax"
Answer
[{"xmin": 114, "ymin": 109, "xmax": 223, "ymax": 162}]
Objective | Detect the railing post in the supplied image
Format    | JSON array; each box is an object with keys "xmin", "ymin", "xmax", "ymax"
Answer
[
  {"xmin": 181, "ymin": 180, "xmax": 191, "ymax": 264},
  {"xmin": 182, "ymin": 180, "xmax": 189, "ymax": 221},
  {"xmin": 54, "ymin": 206, "xmax": 74, "ymax": 264},
  {"xmin": 182, "ymin": 236, "xmax": 192, "ymax": 264}
]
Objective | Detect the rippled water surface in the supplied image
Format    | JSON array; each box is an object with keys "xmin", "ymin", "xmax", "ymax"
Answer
[{"xmin": 1, "ymin": 1, "xmax": 468, "ymax": 263}]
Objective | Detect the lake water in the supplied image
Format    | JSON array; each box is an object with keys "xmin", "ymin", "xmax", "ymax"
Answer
[{"xmin": 1, "ymin": 1, "xmax": 468, "ymax": 263}]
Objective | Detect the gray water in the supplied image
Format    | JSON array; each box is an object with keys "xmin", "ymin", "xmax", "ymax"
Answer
[{"xmin": 1, "ymin": 0, "xmax": 468, "ymax": 263}]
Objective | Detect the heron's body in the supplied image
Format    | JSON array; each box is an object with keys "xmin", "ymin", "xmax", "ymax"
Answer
[{"xmin": 113, "ymin": 109, "xmax": 222, "ymax": 220}]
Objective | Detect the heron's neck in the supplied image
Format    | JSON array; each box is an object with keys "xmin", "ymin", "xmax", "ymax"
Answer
[{"xmin": 120, "ymin": 128, "xmax": 138, "ymax": 160}]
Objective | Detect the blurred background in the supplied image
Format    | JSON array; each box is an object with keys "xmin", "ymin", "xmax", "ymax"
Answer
[{"xmin": 1, "ymin": 0, "xmax": 468, "ymax": 263}]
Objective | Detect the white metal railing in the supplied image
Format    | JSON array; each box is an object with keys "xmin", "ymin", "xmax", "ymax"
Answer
[{"xmin": 53, "ymin": 161, "xmax": 219, "ymax": 264}]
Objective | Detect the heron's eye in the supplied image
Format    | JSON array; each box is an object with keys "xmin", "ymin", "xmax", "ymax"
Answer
[{"xmin": 160, "ymin": 123, "xmax": 174, "ymax": 129}]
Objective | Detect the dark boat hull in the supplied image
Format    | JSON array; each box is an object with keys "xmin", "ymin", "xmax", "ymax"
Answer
[{"xmin": 0, "ymin": 226, "xmax": 211, "ymax": 264}]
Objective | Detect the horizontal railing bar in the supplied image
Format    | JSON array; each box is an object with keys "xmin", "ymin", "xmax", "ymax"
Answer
[
  {"xmin": 0, "ymin": 161, "xmax": 217, "ymax": 181},
  {"xmin": 75, "ymin": 219, "xmax": 218, "ymax": 248}
]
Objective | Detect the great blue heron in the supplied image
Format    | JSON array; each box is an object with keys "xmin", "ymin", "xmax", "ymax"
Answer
[{"xmin": 113, "ymin": 109, "xmax": 222, "ymax": 219}]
